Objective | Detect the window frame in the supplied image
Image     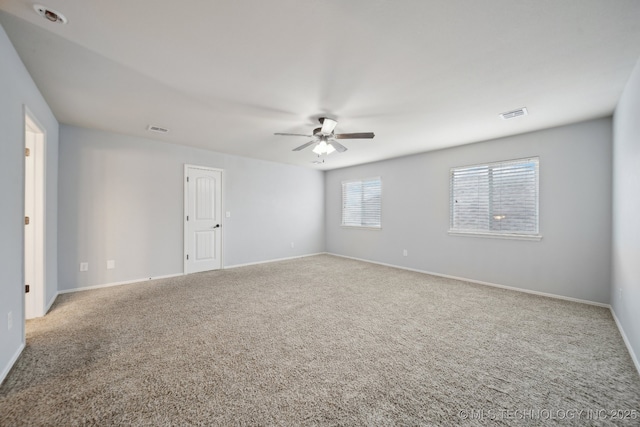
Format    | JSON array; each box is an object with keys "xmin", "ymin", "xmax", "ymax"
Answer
[
  {"xmin": 448, "ymin": 157, "xmax": 542, "ymax": 241},
  {"xmin": 341, "ymin": 177, "xmax": 382, "ymax": 230}
]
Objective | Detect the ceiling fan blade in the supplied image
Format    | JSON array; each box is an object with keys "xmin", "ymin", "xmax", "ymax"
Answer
[
  {"xmin": 292, "ymin": 141, "xmax": 317, "ymax": 151},
  {"xmin": 334, "ymin": 132, "xmax": 375, "ymax": 139},
  {"xmin": 275, "ymin": 132, "xmax": 313, "ymax": 137},
  {"xmin": 320, "ymin": 118, "xmax": 338, "ymax": 135},
  {"xmin": 328, "ymin": 140, "xmax": 348, "ymax": 153}
]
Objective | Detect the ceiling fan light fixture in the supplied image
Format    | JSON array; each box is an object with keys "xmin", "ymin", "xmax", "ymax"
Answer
[{"xmin": 312, "ymin": 140, "xmax": 335, "ymax": 155}]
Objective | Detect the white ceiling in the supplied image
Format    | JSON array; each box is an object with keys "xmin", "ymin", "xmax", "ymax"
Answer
[{"xmin": 1, "ymin": 0, "xmax": 640, "ymax": 170}]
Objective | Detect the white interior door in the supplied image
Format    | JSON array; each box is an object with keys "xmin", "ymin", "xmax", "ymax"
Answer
[{"xmin": 184, "ymin": 165, "xmax": 222, "ymax": 274}]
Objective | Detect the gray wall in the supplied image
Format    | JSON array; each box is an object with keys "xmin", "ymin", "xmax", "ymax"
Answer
[
  {"xmin": 58, "ymin": 125, "xmax": 324, "ymax": 291},
  {"xmin": 612, "ymin": 58, "xmax": 640, "ymax": 368},
  {"xmin": 0, "ymin": 23, "xmax": 58, "ymax": 380},
  {"xmin": 326, "ymin": 118, "xmax": 612, "ymax": 304}
]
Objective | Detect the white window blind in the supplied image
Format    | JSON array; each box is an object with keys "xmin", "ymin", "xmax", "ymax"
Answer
[
  {"xmin": 450, "ymin": 157, "xmax": 539, "ymax": 237},
  {"xmin": 342, "ymin": 177, "xmax": 382, "ymax": 228}
]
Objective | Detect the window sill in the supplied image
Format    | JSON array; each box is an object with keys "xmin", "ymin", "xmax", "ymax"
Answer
[
  {"xmin": 341, "ymin": 226, "xmax": 382, "ymax": 231},
  {"xmin": 448, "ymin": 231, "xmax": 542, "ymax": 241}
]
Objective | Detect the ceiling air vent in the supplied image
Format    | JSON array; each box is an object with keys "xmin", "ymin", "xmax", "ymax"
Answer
[
  {"xmin": 147, "ymin": 125, "xmax": 169, "ymax": 134},
  {"xmin": 499, "ymin": 107, "xmax": 528, "ymax": 120}
]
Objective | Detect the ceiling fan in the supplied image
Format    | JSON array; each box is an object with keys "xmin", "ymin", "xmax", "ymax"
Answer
[{"xmin": 275, "ymin": 118, "xmax": 375, "ymax": 155}]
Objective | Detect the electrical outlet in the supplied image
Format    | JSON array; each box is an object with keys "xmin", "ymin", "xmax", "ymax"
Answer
[
  {"xmin": 7, "ymin": 311, "xmax": 12, "ymax": 330},
  {"xmin": 290, "ymin": 242, "xmax": 295, "ymax": 248},
  {"xmin": 226, "ymin": 211, "xmax": 231, "ymax": 218},
  {"xmin": 619, "ymin": 288, "xmax": 623, "ymax": 300},
  {"xmin": 107, "ymin": 260, "xmax": 115, "ymax": 270},
  {"xmin": 403, "ymin": 249, "xmax": 408, "ymax": 257},
  {"xmin": 80, "ymin": 262, "xmax": 89, "ymax": 272}
]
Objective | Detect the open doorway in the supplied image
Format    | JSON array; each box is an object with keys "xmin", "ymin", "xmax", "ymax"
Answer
[{"xmin": 24, "ymin": 107, "xmax": 46, "ymax": 319}]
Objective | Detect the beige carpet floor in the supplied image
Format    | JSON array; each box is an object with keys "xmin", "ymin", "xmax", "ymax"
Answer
[{"xmin": 1, "ymin": 254, "xmax": 639, "ymax": 426}]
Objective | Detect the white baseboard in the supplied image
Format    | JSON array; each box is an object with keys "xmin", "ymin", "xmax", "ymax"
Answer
[
  {"xmin": 327, "ymin": 253, "xmax": 610, "ymax": 308},
  {"xmin": 57, "ymin": 273, "xmax": 184, "ymax": 295},
  {"xmin": 55, "ymin": 253, "xmax": 325, "ymax": 294},
  {"xmin": 224, "ymin": 252, "xmax": 326, "ymax": 270},
  {"xmin": 0, "ymin": 342, "xmax": 25, "ymax": 386},
  {"xmin": 45, "ymin": 293, "xmax": 57, "ymax": 314},
  {"xmin": 610, "ymin": 308, "xmax": 640, "ymax": 377},
  {"xmin": 328, "ymin": 253, "xmax": 640, "ymax": 374}
]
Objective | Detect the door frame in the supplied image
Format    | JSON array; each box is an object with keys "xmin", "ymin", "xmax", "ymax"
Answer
[
  {"xmin": 183, "ymin": 164, "xmax": 224, "ymax": 274},
  {"xmin": 24, "ymin": 105, "xmax": 46, "ymax": 319}
]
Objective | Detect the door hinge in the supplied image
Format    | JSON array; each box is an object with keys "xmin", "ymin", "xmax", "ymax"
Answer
[
  {"xmin": 25, "ymin": 284, "xmax": 30, "ymax": 293},
  {"xmin": 186, "ymin": 215, "xmax": 189, "ymax": 221},
  {"xmin": 186, "ymin": 254, "xmax": 189, "ymax": 260},
  {"xmin": 187, "ymin": 176, "xmax": 189, "ymax": 182},
  {"xmin": 25, "ymin": 216, "xmax": 30, "ymax": 225},
  {"xmin": 25, "ymin": 148, "xmax": 31, "ymax": 157}
]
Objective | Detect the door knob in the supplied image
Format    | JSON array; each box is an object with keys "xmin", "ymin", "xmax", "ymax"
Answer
[{"xmin": 212, "ymin": 224, "xmax": 220, "ymax": 229}]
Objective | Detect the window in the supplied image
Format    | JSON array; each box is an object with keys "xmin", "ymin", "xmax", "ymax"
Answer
[
  {"xmin": 342, "ymin": 177, "xmax": 382, "ymax": 228},
  {"xmin": 449, "ymin": 157, "xmax": 540, "ymax": 239}
]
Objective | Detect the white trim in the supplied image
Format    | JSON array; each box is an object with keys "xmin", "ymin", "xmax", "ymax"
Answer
[
  {"xmin": 0, "ymin": 343, "xmax": 25, "ymax": 386},
  {"xmin": 57, "ymin": 254, "xmax": 324, "ymax": 293},
  {"xmin": 327, "ymin": 253, "xmax": 609, "ymax": 308},
  {"xmin": 23, "ymin": 105, "xmax": 47, "ymax": 319},
  {"xmin": 184, "ymin": 165, "xmax": 188, "ymax": 273},
  {"xmin": 341, "ymin": 176, "xmax": 381, "ymax": 185},
  {"xmin": 57, "ymin": 273, "xmax": 184, "ymax": 294},
  {"xmin": 610, "ymin": 307, "xmax": 640, "ymax": 377},
  {"xmin": 341, "ymin": 226, "xmax": 382, "ymax": 231},
  {"xmin": 224, "ymin": 252, "xmax": 326, "ymax": 269},
  {"xmin": 183, "ymin": 166, "xmax": 188, "ymax": 274},
  {"xmin": 449, "ymin": 156, "xmax": 539, "ymax": 171},
  {"xmin": 448, "ymin": 231, "xmax": 543, "ymax": 241},
  {"xmin": 37, "ymin": 253, "xmax": 640, "ymax": 382},
  {"xmin": 45, "ymin": 293, "xmax": 57, "ymax": 314},
  {"xmin": 184, "ymin": 164, "xmax": 224, "ymax": 274}
]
